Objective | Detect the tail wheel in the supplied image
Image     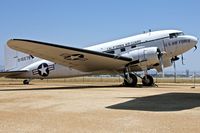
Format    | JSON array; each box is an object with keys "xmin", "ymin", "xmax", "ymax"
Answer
[
  {"xmin": 124, "ymin": 73, "xmax": 138, "ymax": 87},
  {"xmin": 23, "ymin": 80, "xmax": 30, "ymax": 85},
  {"xmin": 142, "ymin": 75, "xmax": 154, "ymax": 86}
]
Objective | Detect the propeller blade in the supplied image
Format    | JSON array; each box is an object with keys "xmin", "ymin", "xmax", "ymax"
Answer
[
  {"xmin": 173, "ymin": 61, "xmax": 177, "ymax": 82},
  {"xmin": 194, "ymin": 45, "xmax": 197, "ymax": 52},
  {"xmin": 181, "ymin": 55, "xmax": 185, "ymax": 65},
  {"xmin": 157, "ymin": 49, "xmax": 165, "ymax": 77},
  {"xmin": 173, "ymin": 60, "xmax": 176, "ymax": 71},
  {"xmin": 160, "ymin": 56, "xmax": 165, "ymax": 77}
]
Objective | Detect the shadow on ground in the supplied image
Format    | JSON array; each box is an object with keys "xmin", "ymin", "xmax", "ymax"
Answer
[
  {"xmin": 0, "ymin": 83, "xmax": 152, "ymax": 91},
  {"xmin": 0, "ymin": 85, "xmax": 124, "ymax": 91},
  {"xmin": 106, "ymin": 93, "xmax": 200, "ymax": 112}
]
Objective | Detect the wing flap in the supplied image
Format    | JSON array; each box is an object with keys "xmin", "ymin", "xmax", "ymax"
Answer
[{"xmin": 8, "ymin": 39, "xmax": 132, "ymax": 72}]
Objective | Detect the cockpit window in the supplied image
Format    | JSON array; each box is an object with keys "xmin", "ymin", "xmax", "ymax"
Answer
[
  {"xmin": 169, "ymin": 32, "xmax": 184, "ymax": 39},
  {"xmin": 179, "ymin": 32, "xmax": 184, "ymax": 36}
]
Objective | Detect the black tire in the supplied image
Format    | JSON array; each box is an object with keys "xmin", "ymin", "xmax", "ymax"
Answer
[
  {"xmin": 124, "ymin": 73, "xmax": 138, "ymax": 87},
  {"xmin": 142, "ymin": 75, "xmax": 154, "ymax": 86},
  {"xmin": 23, "ymin": 80, "xmax": 29, "ymax": 85}
]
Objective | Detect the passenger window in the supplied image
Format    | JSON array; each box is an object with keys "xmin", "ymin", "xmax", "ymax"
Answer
[
  {"xmin": 131, "ymin": 45, "xmax": 136, "ymax": 48},
  {"xmin": 106, "ymin": 51, "xmax": 115, "ymax": 54},
  {"xmin": 120, "ymin": 48, "xmax": 126, "ymax": 52}
]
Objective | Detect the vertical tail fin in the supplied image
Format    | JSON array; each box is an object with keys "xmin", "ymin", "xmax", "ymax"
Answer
[{"xmin": 5, "ymin": 45, "xmax": 39, "ymax": 71}]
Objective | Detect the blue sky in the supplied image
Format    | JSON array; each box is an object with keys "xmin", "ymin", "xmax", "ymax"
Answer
[{"xmin": 0, "ymin": 0, "xmax": 199, "ymax": 72}]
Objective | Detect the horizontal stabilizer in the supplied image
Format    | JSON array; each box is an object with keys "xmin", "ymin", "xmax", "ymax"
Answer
[{"xmin": 0, "ymin": 70, "xmax": 28, "ymax": 78}]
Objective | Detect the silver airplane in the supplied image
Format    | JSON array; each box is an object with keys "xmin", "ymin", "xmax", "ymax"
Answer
[{"xmin": 0, "ymin": 29, "xmax": 198, "ymax": 86}]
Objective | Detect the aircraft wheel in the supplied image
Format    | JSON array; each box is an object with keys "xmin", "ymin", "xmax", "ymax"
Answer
[
  {"xmin": 124, "ymin": 73, "xmax": 138, "ymax": 87},
  {"xmin": 142, "ymin": 75, "xmax": 154, "ymax": 86},
  {"xmin": 23, "ymin": 80, "xmax": 30, "ymax": 85}
]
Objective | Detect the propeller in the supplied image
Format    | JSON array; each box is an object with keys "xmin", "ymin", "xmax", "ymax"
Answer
[
  {"xmin": 171, "ymin": 55, "xmax": 184, "ymax": 65},
  {"xmin": 157, "ymin": 48, "xmax": 165, "ymax": 77},
  {"xmin": 181, "ymin": 54, "xmax": 185, "ymax": 65},
  {"xmin": 193, "ymin": 45, "xmax": 197, "ymax": 52},
  {"xmin": 173, "ymin": 59, "xmax": 176, "ymax": 70},
  {"xmin": 171, "ymin": 57, "xmax": 179, "ymax": 82},
  {"xmin": 172, "ymin": 59, "xmax": 177, "ymax": 82},
  {"xmin": 194, "ymin": 37, "xmax": 199, "ymax": 52},
  {"xmin": 160, "ymin": 55, "xmax": 165, "ymax": 77}
]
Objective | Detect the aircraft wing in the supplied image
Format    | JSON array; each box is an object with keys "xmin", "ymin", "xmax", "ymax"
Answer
[
  {"xmin": 8, "ymin": 39, "xmax": 132, "ymax": 72},
  {"xmin": 0, "ymin": 70, "xmax": 28, "ymax": 78}
]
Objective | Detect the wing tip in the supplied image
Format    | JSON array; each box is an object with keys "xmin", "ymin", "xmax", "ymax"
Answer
[{"xmin": 7, "ymin": 39, "xmax": 35, "ymax": 48}]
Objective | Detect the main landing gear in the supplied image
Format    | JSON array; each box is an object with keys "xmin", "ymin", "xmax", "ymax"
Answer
[
  {"xmin": 142, "ymin": 75, "xmax": 154, "ymax": 86},
  {"xmin": 123, "ymin": 67, "xmax": 154, "ymax": 87},
  {"xmin": 123, "ymin": 73, "xmax": 138, "ymax": 87}
]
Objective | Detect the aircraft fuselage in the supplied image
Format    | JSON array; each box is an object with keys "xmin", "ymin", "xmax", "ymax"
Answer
[{"xmin": 6, "ymin": 30, "xmax": 198, "ymax": 79}]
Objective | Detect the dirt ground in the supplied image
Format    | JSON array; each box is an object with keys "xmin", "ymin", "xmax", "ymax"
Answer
[{"xmin": 0, "ymin": 82, "xmax": 200, "ymax": 133}]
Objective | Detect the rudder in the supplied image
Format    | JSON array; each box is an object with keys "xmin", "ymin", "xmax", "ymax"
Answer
[{"xmin": 5, "ymin": 45, "xmax": 38, "ymax": 71}]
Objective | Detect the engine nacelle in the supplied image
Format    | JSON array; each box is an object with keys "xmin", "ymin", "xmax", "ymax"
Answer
[{"xmin": 122, "ymin": 47, "xmax": 160, "ymax": 70}]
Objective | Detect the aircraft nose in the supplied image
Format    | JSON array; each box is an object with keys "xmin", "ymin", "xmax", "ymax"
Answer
[
  {"xmin": 184, "ymin": 35, "xmax": 198, "ymax": 49},
  {"xmin": 180, "ymin": 35, "xmax": 198, "ymax": 52},
  {"xmin": 189, "ymin": 36, "xmax": 198, "ymax": 45}
]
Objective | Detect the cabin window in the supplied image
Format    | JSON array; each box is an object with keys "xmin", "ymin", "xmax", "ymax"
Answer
[
  {"xmin": 131, "ymin": 45, "xmax": 136, "ymax": 48},
  {"xmin": 120, "ymin": 48, "xmax": 126, "ymax": 52},
  {"xmin": 106, "ymin": 51, "xmax": 115, "ymax": 54}
]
